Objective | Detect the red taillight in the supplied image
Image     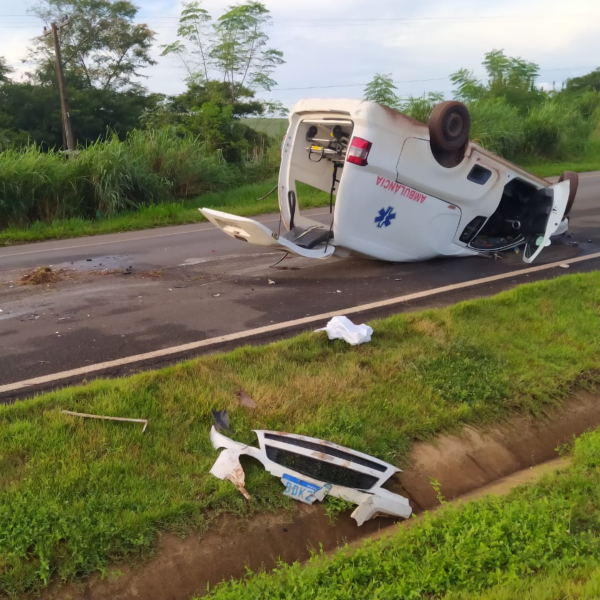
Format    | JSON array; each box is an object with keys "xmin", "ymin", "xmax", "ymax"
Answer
[{"xmin": 347, "ymin": 136, "xmax": 372, "ymax": 166}]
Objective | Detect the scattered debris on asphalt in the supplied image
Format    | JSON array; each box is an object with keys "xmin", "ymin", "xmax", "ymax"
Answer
[
  {"xmin": 237, "ymin": 390, "xmax": 257, "ymax": 409},
  {"xmin": 316, "ymin": 316, "xmax": 373, "ymax": 345},
  {"xmin": 62, "ymin": 410, "xmax": 148, "ymax": 433},
  {"xmin": 268, "ymin": 279, "xmax": 276, "ymax": 285},
  {"xmin": 212, "ymin": 293, "xmax": 220, "ymax": 297},
  {"xmin": 123, "ymin": 266, "xmax": 133, "ymax": 275},
  {"xmin": 211, "ymin": 409, "xmax": 231, "ymax": 432},
  {"xmin": 19, "ymin": 266, "xmax": 70, "ymax": 285},
  {"xmin": 559, "ymin": 264, "xmax": 570, "ymax": 269},
  {"xmin": 209, "ymin": 427, "xmax": 412, "ymax": 525}
]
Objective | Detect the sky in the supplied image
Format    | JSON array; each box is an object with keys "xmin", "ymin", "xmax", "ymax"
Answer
[{"xmin": 0, "ymin": 0, "xmax": 598, "ymax": 110}]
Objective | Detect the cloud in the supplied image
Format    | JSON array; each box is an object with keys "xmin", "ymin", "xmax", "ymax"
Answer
[{"xmin": 0, "ymin": 0, "xmax": 597, "ymax": 104}]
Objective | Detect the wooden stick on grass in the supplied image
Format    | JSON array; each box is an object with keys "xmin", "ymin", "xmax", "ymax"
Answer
[{"xmin": 62, "ymin": 410, "xmax": 148, "ymax": 433}]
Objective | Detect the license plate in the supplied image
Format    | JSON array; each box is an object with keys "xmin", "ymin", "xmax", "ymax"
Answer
[{"xmin": 281, "ymin": 473, "xmax": 330, "ymax": 504}]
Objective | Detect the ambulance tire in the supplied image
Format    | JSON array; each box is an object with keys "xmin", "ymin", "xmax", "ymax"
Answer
[
  {"xmin": 558, "ymin": 171, "xmax": 579, "ymax": 216},
  {"xmin": 429, "ymin": 101, "xmax": 471, "ymax": 153}
]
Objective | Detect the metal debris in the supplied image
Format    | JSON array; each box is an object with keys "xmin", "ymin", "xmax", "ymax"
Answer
[{"xmin": 211, "ymin": 409, "xmax": 231, "ymax": 432}]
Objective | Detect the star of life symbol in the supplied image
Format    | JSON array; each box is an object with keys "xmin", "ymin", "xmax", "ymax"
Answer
[{"xmin": 375, "ymin": 206, "xmax": 397, "ymax": 228}]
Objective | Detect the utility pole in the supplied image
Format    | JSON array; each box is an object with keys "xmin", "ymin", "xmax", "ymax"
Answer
[{"xmin": 40, "ymin": 17, "xmax": 75, "ymax": 152}]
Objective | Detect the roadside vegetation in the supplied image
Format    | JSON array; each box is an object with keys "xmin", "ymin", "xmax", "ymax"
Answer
[
  {"xmin": 1, "ymin": 273, "xmax": 600, "ymax": 597},
  {"xmin": 366, "ymin": 53, "xmax": 600, "ymax": 163},
  {"xmin": 0, "ymin": 129, "xmax": 277, "ymax": 230},
  {"xmin": 200, "ymin": 427, "xmax": 600, "ymax": 599},
  {"xmin": 1, "ymin": 6, "xmax": 598, "ymax": 244},
  {"xmin": 0, "ymin": 179, "xmax": 330, "ymax": 245}
]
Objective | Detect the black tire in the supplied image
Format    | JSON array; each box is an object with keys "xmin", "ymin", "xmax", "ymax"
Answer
[
  {"xmin": 429, "ymin": 101, "xmax": 471, "ymax": 153},
  {"xmin": 558, "ymin": 171, "xmax": 579, "ymax": 216}
]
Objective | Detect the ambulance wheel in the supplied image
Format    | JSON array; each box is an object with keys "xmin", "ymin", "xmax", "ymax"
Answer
[
  {"xmin": 429, "ymin": 101, "xmax": 471, "ymax": 153},
  {"xmin": 558, "ymin": 171, "xmax": 579, "ymax": 216}
]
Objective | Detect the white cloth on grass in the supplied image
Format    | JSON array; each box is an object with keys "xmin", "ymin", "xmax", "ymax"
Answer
[{"xmin": 315, "ymin": 316, "xmax": 373, "ymax": 345}]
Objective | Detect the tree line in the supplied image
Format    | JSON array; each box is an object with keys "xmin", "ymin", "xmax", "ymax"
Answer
[
  {"xmin": 0, "ymin": 0, "xmax": 284, "ymax": 161},
  {"xmin": 364, "ymin": 51, "xmax": 600, "ymax": 159},
  {"xmin": 1, "ymin": 0, "xmax": 598, "ymax": 163}
]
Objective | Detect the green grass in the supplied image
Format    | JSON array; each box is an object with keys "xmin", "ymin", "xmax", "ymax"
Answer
[
  {"xmin": 1, "ymin": 273, "xmax": 600, "ymax": 597},
  {"xmin": 519, "ymin": 138, "xmax": 600, "ymax": 177},
  {"xmin": 0, "ymin": 180, "xmax": 330, "ymax": 245},
  {"xmin": 200, "ymin": 427, "xmax": 600, "ymax": 600},
  {"xmin": 447, "ymin": 563, "xmax": 600, "ymax": 599}
]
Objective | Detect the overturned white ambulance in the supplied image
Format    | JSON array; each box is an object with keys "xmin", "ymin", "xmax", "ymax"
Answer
[{"xmin": 201, "ymin": 99, "xmax": 578, "ymax": 264}]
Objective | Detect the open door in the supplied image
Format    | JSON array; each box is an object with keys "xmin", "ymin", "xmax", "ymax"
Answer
[
  {"xmin": 200, "ymin": 208, "xmax": 336, "ymax": 260},
  {"xmin": 523, "ymin": 180, "xmax": 570, "ymax": 264}
]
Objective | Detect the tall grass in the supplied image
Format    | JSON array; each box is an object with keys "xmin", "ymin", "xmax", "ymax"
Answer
[
  {"xmin": 522, "ymin": 100, "xmax": 597, "ymax": 159},
  {"xmin": 0, "ymin": 130, "xmax": 276, "ymax": 229},
  {"xmin": 400, "ymin": 92, "xmax": 600, "ymax": 161}
]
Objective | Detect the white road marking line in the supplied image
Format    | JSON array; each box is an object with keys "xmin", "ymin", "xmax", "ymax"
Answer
[
  {"xmin": 2, "ymin": 250, "xmax": 600, "ymax": 395},
  {"xmin": 0, "ymin": 210, "xmax": 331, "ymax": 259}
]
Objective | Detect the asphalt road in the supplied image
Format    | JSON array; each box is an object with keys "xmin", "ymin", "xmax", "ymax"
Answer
[{"xmin": 1, "ymin": 172, "xmax": 599, "ymax": 397}]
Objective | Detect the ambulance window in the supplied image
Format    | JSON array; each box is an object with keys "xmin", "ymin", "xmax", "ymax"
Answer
[{"xmin": 468, "ymin": 165, "xmax": 492, "ymax": 185}]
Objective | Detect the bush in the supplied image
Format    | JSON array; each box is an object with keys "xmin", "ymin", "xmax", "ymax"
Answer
[
  {"xmin": 522, "ymin": 100, "xmax": 596, "ymax": 159},
  {"xmin": 397, "ymin": 90, "xmax": 600, "ymax": 161},
  {"xmin": 0, "ymin": 129, "xmax": 275, "ymax": 228},
  {"xmin": 400, "ymin": 92, "xmax": 444, "ymax": 123},
  {"xmin": 467, "ymin": 98, "xmax": 525, "ymax": 159}
]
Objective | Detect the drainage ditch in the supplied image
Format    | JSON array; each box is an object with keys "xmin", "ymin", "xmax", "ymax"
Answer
[{"xmin": 39, "ymin": 390, "xmax": 600, "ymax": 600}]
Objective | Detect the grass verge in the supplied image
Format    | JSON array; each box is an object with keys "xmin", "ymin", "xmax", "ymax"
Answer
[
  {"xmin": 200, "ymin": 427, "xmax": 600, "ymax": 599},
  {"xmin": 0, "ymin": 180, "xmax": 329, "ymax": 246},
  {"xmin": 1, "ymin": 272, "xmax": 600, "ymax": 596}
]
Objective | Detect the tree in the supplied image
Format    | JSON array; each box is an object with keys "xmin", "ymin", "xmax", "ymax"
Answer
[
  {"xmin": 449, "ymin": 68, "xmax": 486, "ymax": 103},
  {"xmin": 0, "ymin": 82, "xmax": 153, "ymax": 149},
  {"xmin": 141, "ymin": 80, "xmax": 269, "ymax": 161},
  {"xmin": 162, "ymin": 1, "xmax": 284, "ymax": 106},
  {"xmin": 565, "ymin": 68, "xmax": 600, "ymax": 94},
  {"xmin": 160, "ymin": 1, "xmax": 213, "ymax": 84},
  {"xmin": 0, "ymin": 57, "xmax": 13, "ymax": 83},
  {"xmin": 28, "ymin": 0, "xmax": 156, "ymax": 91},
  {"xmin": 451, "ymin": 50, "xmax": 544, "ymax": 111},
  {"xmin": 364, "ymin": 73, "xmax": 400, "ymax": 109}
]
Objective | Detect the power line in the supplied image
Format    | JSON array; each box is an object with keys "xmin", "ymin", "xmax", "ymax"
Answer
[
  {"xmin": 272, "ymin": 67, "xmax": 597, "ymax": 92},
  {"xmin": 1, "ymin": 13, "xmax": 598, "ymax": 20}
]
